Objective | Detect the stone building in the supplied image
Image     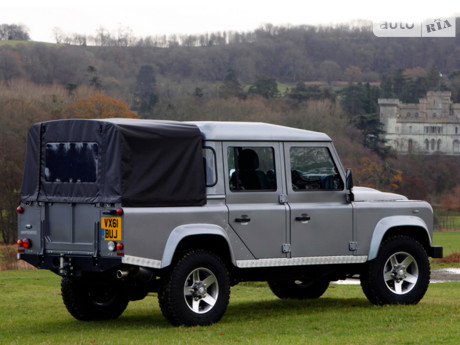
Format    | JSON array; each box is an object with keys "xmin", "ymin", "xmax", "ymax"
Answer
[{"xmin": 379, "ymin": 91, "xmax": 460, "ymax": 155}]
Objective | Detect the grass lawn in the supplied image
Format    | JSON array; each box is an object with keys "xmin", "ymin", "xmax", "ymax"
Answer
[
  {"xmin": 438, "ymin": 216, "xmax": 460, "ymax": 230},
  {"xmin": 432, "ymin": 231, "xmax": 460, "ymax": 256},
  {"xmin": 0, "ymin": 270, "xmax": 459, "ymax": 345}
]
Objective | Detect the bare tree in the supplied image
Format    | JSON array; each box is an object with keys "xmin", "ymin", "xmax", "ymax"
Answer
[
  {"xmin": 52, "ymin": 27, "xmax": 64, "ymax": 44},
  {"xmin": 72, "ymin": 33, "xmax": 87, "ymax": 46},
  {"xmin": 0, "ymin": 48, "xmax": 23, "ymax": 82},
  {"xmin": 0, "ymin": 136, "xmax": 23, "ymax": 244}
]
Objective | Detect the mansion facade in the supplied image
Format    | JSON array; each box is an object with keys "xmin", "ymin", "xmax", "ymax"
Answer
[{"xmin": 379, "ymin": 91, "xmax": 460, "ymax": 155}]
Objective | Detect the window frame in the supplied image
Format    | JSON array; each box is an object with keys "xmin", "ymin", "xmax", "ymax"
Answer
[
  {"xmin": 225, "ymin": 144, "xmax": 278, "ymax": 193},
  {"xmin": 203, "ymin": 146, "xmax": 218, "ymax": 187},
  {"xmin": 287, "ymin": 144, "xmax": 345, "ymax": 192}
]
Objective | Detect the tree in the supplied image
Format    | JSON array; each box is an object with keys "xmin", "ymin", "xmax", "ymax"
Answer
[
  {"xmin": 193, "ymin": 87, "xmax": 204, "ymax": 99},
  {"xmin": 448, "ymin": 70, "xmax": 460, "ymax": 103},
  {"xmin": 426, "ymin": 64, "xmax": 441, "ymax": 90},
  {"xmin": 399, "ymin": 175, "xmax": 429, "ymax": 201},
  {"xmin": 219, "ymin": 69, "xmax": 244, "ymax": 99},
  {"xmin": 403, "ymin": 67, "xmax": 426, "ymax": 80},
  {"xmin": 87, "ymin": 66, "xmax": 103, "ymax": 90},
  {"xmin": 355, "ymin": 113, "xmax": 391, "ymax": 159},
  {"xmin": 248, "ymin": 76, "xmax": 279, "ymax": 99},
  {"xmin": 0, "ymin": 48, "xmax": 23, "ymax": 82},
  {"xmin": 380, "ymin": 75, "xmax": 393, "ymax": 98},
  {"xmin": 289, "ymin": 81, "xmax": 309, "ymax": 101},
  {"xmin": 342, "ymin": 83, "xmax": 389, "ymax": 158},
  {"xmin": 355, "ymin": 157, "xmax": 402, "ymax": 192},
  {"xmin": 288, "ymin": 82, "xmax": 326, "ymax": 102},
  {"xmin": 63, "ymin": 94, "xmax": 139, "ymax": 119},
  {"xmin": 133, "ymin": 65, "xmax": 158, "ymax": 115},
  {"xmin": 362, "ymin": 83, "xmax": 379, "ymax": 114},
  {"xmin": 319, "ymin": 60, "xmax": 342, "ymax": 86},
  {"xmin": 0, "ymin": 96, "xmax": 49, "ymax": 244},
  {"xmin": 0, "ymin": 24, "xmax": 30, "ymax": 41},
  {"xmin": 400, "ymin": 77, "xmax": 427, "ymax": 103},
  {"xmin": 344, "ymin": 66, "xmax": 362, "ymax": 83},
  {"xmin": 94, "ymin": 26, "xmax": 111, "ymax": 46},
  {"xmin": 52, "ymin": 27, "xmax": 65, "ymax": 44},
  {"xmin": 392, "ymin": 69, "xmax": 406, "ymax": 98},
  {"xmin": 341, "ymin": 84, "xmax": 367, "ymax": 116},
  {"xmin": 0, "ymin": 137, "xmax": 22, "ymax": 244}
]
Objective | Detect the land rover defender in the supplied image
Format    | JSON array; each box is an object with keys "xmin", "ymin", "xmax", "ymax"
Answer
[{"xmin": 17, "ymin": 119, "xmax": 443, "ymax": 326}]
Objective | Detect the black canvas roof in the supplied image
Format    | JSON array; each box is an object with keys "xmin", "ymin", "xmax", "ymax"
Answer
[{"xmin": 20, "ymin": 119, "xmax": 206, "ymax": 207}]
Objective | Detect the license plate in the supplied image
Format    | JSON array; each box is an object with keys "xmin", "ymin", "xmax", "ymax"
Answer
[{"xmin": 101, "ymin": 217, "xmax": 122, "ymax": 241}]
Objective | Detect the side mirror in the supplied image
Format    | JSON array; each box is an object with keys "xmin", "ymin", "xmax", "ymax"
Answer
[
  {"xmin": 346, "ymin": 168, "xmax": 353, "ymax": 190},
  {"xmin": 346, "ymin": 168, "xmax": 354, "ymax": 202}
]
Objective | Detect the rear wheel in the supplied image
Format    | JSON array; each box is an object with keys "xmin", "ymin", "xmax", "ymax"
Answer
[
  {"xmin": 158, "ymin": 250, "xmax": 230, "ymax": 326},
  {"xmin": 361, "ymin": 236, "xmax": 430, "ymax": 305},
  {"xmin": 268, "ymin": 279, "xmax": 330, "ymax": 299},
  {"xmin": 61, "ymin": 277, "xmax": 129, "ymax": 321}
]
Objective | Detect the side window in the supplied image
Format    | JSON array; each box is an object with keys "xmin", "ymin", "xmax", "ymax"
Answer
[
  {"xmin": 228, "ymin": 146, "xmax": 276, "ymax": 191},
  {"xmin": 203, "ymin": 147, "xmax": 217, "ymax": 187},
  {"xmin": 290, "ymin": 147, "xmax": 344, "ymax": 191}
]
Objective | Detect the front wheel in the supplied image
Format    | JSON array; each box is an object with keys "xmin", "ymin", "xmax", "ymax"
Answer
[
  {"xmin": 361, "ymin": 236, "xmax": 430, "ymax": 305},
  {"xmin": 158, "ymin": 250, "xmax": 230, "ymax": 326},
  {"xmin": 61, "ymin": 277, "xmax": 129, "ymax": 321},
  {"xmin": 268, "ymin": 280, "xmax": 330, "ymax": 299}
]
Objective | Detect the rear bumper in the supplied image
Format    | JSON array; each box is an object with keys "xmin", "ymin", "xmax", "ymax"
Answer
[
  {"xmin": 19, "ymin": 253, "xmax": 122, "ymax": 275},
  {"xmin": 428, "ymin": 246, "xmax": 443, "ymax": 258}
]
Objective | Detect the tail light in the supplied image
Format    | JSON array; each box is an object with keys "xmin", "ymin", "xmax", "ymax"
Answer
[
  {"xmin": 116, "ymin": 208, "xmax": 124, "ymax": 216},
  {"xmin": 17, "ymin": 206, "xmax": 24, "ymax": 214},
  {"xmin": 17, "ymin": 238, "xmax": 31, "ymax": 251},
  {"xmin": 22, "ymin": 238, "xmax": 31, "ymax": 248}
]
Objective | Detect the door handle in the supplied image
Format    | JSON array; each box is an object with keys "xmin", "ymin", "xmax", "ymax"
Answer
[
  {"xmin": 295, "ymin": 215, "xmax": 311, "ymax": 222},
  {"xmin": 235, "ymin": 217, "xmax": 251, "ymax": 223}
]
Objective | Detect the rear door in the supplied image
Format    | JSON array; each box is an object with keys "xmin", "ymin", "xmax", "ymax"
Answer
[
  {"xmin": 42, "ymin": 141, "xmax": 101, "ymax": 255},
  {"xmin": 284, "ymin": 143, "xmax": 353, "ymax": 257},
  {"xmin": 224, "ymin": 142, "xmax": 288, "ymax": 259}
]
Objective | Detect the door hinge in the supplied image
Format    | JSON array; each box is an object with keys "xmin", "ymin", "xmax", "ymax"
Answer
[
  {"xmin": 349, "ymin": 241, "xmax": 358, "ymax": 252},
  {"xmin": 282, "ymin": 243, "xmax": 291, "ymax": 253},
  {"xmin": 278, "ymin": 194, "xmax": 288, "ymax": 204}
]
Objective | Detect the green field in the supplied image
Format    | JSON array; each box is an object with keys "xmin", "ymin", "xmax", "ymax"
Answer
[
  {"xmin": 0, "ymin": 270, "xmax": 459, "ymax": 345},
  {"xmin": 0, "ymin": 232, "xmax": 458, "ymax": 344},
  {"xmin": 438, "ymin": 216, "xmax": 460, "ymax": 230},
  {"xmin": 432, "ymin": 231, "xmax": 460, "ymax": 257}
]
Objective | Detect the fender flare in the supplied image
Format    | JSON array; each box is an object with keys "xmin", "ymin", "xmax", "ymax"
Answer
[
  {"xmin": 160, "ymin": 224, "xmax": 234, "ymax": 268},
  {"xmin": 368, "ymin": 216, "xmax": 431, "ymax": 261}
]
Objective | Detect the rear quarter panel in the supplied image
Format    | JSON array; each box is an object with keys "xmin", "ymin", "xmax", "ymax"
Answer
[{"xmin": 122, "ymin": 198, "xmax": 254, "ymax": 267}]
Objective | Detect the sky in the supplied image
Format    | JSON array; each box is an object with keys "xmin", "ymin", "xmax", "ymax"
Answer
[{"xmin": 2, "ymin": 0, "xmax": 460, "ymax": 43}]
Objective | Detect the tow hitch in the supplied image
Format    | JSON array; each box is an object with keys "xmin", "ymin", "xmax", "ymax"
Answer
[{"xmin": 59, "ymin": 255, "xmax": 74, "ymax": 276}]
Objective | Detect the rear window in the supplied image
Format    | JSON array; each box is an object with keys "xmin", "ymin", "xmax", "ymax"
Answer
[{"xmin": 45, "ymin": 142, "xmax": 99, "ymax": 183}]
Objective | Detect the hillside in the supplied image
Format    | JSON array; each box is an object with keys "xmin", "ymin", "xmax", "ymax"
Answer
[{"xmin": 1, "ymin": 20, "xmax": 460, "ymax": 93}]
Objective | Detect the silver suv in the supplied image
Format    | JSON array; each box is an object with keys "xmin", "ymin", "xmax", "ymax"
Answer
[{"xmin": 17, "ymin": 119, "xmax": 443, "ymax": 326}]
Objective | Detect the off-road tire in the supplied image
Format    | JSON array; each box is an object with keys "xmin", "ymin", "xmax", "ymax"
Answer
[
  {"xmin": 268, "ymin": 279, "xmax": 330, "ymax": 299},
  {"xmin": 360, "ymin": 235, "xmax": 430, "ymax": 305},
  {"xmin": 61, "ymin": 277, "xmax": 129, "ymax": 321},
  {"xmin": 158, "ymin": 250, "xmax": 230, "ymax": 326}
]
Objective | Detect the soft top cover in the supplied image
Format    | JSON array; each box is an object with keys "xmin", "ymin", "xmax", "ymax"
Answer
[{"xmin": 20, "ymin": 119, "xmax": 206, "ymax": 207}]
